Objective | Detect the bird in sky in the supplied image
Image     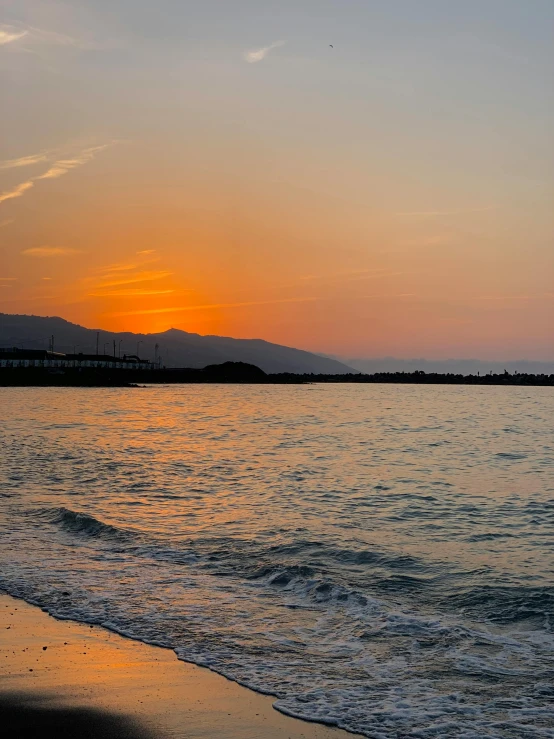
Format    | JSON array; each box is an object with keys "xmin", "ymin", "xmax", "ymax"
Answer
[{"xmin": 329, "ymin": 44, "xmax": 334, "ymax": 48}]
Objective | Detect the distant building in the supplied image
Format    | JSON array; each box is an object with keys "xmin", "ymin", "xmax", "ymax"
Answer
[{"xmin": 0, "ymin": 349, "xmax": 152, "ymax": 370}]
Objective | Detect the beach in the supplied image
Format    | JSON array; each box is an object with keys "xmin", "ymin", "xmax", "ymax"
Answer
[{"xmin": 0, "ymin": 593, "xmax": 355, "ymax": 738}]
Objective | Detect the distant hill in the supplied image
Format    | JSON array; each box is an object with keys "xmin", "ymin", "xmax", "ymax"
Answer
[{"xmin": 0, "ymin": 314, "xmax": 355, "ymax": 375}]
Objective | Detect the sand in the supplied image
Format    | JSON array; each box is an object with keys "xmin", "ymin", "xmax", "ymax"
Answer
[{"xmin": 0, "ymin": 592, "xmax": 357, "ymax": 738}]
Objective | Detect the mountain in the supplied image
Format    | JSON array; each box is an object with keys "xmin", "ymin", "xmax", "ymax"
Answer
[{"xmin": 0, "ymin": 314, "xmax": 355, "ymax": 375}]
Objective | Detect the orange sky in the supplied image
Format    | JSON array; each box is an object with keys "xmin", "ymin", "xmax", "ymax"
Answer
[{"xmin": 1, "ymin": 1, "xmax": 553, "ymax": 359}]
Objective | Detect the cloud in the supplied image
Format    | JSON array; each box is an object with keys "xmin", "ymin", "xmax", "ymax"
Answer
[
  {"xmin": 136, "ymin": 249, "xmax": 156, "ymax": 255},
  {"xmin": 0, "ymin": 143, "xmax": 112, "ymax": 208},
  {"xmin": 0, "ymin": 26, "xmax": 28, "ymax": 45},
  {"xmin": 107, "ymin": 296, "xmax": 316, "ymax": 317},
  {"xmin": 0, "ymin": 277, "xmax": 17, "ymax": 281},
  {"xmin": 21, "ymin": 247, "xmax": 81, "ymax": 257},
  {"xmin": 95, "ymin": 256, "xmax": 159, "ymax": 276},
  {"xmin": 0, "ymin": 218, "xmax": 14, "ymax": 228},
  {"xmin": 0, "ymin": 23, "xmax": 99, "ymax": 52},
  {"xmin": 0, "ymin": 181, "xmax": 34, "ymax": 204},
  {"xmin": 0, "ymin": 152, "xmax": 48, "ymax": 170},
  {"xmin": 89, "ymin": 289, "xmax": 175, "ymax": 298},
  {"xmin": 88, "ymin": 288, "xmax": 175, "ymax": 298},
  {"xmin": 96, "ymin": 270, "xmax": 173, "ymax": 288},
  {"xmin": 36, "ymin": 144, "xmax": 110, "ymax": 180},
  {"xmin": 243, "ymin": 40, "xmax": 285, "ymax": 63},
  {"xmin": 100, "ymin": 262, "xmax": 140, "ymax": 273}
]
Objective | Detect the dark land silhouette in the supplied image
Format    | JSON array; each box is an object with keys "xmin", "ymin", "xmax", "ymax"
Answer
[
  {"xmin": 1, "ymin": 314, "xmax": 552, "ymax": 387},
  {"xmin": 270, "ymin": 370, "xmax": 554, "ymax": 386},
  {"xmin": 0, "ymin": 313, "xmax": 354, "ymax": 374},
  {"xmin": 1, "ymin": 360, "xmax": 552, "ymax": 386},
  {"xmin": 345, "ymin": 356, "xmax": 554, "ymax": 376}
]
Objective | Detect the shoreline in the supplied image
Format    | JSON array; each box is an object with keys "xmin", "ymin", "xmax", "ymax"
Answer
[{"xmin": 0, "ymin": 591, "xmax": 358, "ymax": 739}]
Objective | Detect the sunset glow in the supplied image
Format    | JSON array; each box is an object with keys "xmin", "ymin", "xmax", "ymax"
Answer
[{"xmin": 1, "ymin": 1, "xmax": 553, "ymax": 359}]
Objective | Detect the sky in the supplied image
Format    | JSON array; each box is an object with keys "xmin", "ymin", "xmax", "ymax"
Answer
[{"xmin": 0, "ymin": 0, "xmax": 553, "ymax": 359}]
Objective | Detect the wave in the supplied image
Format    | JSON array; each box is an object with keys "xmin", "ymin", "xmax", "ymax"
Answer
[
  {"xmin": 31, "ymin": 509, "xmax": 553, "ymax": 630},
  {"xmin": 36, "ymin": 507, "xmax": 136, "ymax": 543},
  {"xmin": 132, "ymin": 538, "xmax": 554, "ymax": 629},
  {"xmin": 2, "ymin": 569, "xmax": 552, "ymax": 739},
  {"xmin": 2, "ymin": 513, "xmax": 553, "ymax": 738}
]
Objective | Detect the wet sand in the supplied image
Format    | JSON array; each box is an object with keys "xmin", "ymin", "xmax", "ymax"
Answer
[{"xmin": 0, "ymin": 592, "xmax": 356, "ymax": 739}]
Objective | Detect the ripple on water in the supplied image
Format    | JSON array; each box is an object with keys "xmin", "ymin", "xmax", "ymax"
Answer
[{"xmin": 0, "ymin": 384, "xmax": 553, "ymax": 738}]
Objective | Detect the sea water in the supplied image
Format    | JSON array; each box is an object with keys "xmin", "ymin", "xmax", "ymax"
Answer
[{"xmin": 1, "ymin": 384, "xmax": 553, "ymax": 738}]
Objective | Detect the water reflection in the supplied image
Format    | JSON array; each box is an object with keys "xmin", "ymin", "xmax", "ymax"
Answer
[{"xmin": 1, "ymin": 385, "xmax": 553, "ymax": 737}]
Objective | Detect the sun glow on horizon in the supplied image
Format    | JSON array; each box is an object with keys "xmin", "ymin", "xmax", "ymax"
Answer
[{"xmin": 0, "ymin": 1, "xmax": 552, "ymax": 359}]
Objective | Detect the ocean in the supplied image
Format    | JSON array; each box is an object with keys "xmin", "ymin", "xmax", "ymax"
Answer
[{"xmin": 1, "ymin": 385, "xmax": 553, "ymax": 738}]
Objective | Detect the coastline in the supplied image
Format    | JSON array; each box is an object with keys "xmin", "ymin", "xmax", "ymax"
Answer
[{"xmin": 0, "ymin": 592, "xmax": 357, "ymax": 739}]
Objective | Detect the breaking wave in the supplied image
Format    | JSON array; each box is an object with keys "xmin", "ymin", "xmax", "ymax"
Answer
[{"xmin": 37, "ymin": 506, "xmax": 136, "ymax": 542}]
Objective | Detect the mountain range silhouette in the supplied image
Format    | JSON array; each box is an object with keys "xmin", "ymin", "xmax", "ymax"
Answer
[{"xmin": 0, "ymin": 314, "xmax": 354, "ymax": 375}]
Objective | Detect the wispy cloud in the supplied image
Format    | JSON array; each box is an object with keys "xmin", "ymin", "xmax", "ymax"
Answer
[
  {"xmin": 0, "ymin": 143, "xmax": 112, "ymax": 208},
  {"xmin": 243, "ymin": 40, "xmax": 285, "ymax": 63},
  {"xmin": 136, "ymin": 249, "xmax": 156, "ymax": 255},
  {"xmin": 96, "ymin": 270, "xmax": 173, "ymax": 289},
  {"xmin": 0, "ymin": 181, "xmax": 34, "ymax": 204},
  {"xmin": 0, "ymin": 277, "xmax": 17, "ymax": 281},
  {"xmin": 107, "ymin": 296, "xmax": 316, "ymax": 317},
  {"xmin": 21, "ymin": 247, "xmax": 82, "ymax": 257},
  {"xmin": 36, "ymin": 144, "xmax": 110, "ymax": 180},
  {"xmin": 0, "ymin": 26, "xmax": 28, "ymax": 45},
  {"xmin": 0, "ymin": 23, "xmax": 100, "ymax": 52},
  {"xmin": 100, "ymin": 262, "xmax": 140, "ymax": 273},
  {"xmin": 95, "ymin": 255, "xmax": 159, "ymax": 276},
  {"xmin": 89, "ymin": 289, "xmax": 175, "ymax": 298},
  {"xmin": 0, "ymin": 152, "xmax": 48, "ymax": 170}
]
